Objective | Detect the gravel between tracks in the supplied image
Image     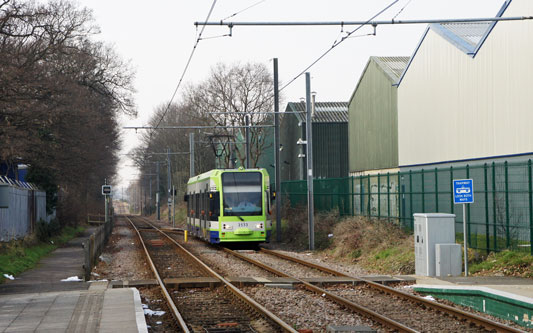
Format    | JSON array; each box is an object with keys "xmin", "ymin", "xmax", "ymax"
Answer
[
  {"xmin": 179, "ymin": 238, "xmax": 278, "ymax": 278},
  {"xmin": 240, "ymin": 251, "xmax": 334, "ymax": 278},
  {"xmin": 326, "ymin": 284, "xmax": 491, "ymax": 332},
  {"xmin": 270, "ymin": 249, "xmax": 370, "ymax": 277},
  {"xmin": 242, "ymin": 285, "xmax": 377, "ymax": 333},
  {"xmin": 93, "ymin": 217, "xmax": 153, "ymax": 281}
]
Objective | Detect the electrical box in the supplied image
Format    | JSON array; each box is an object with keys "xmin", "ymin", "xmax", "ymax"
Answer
[
  {"xmin": 414, "ymin": 213, "xmax": 456, "ymax": 276},
  {"xmin": 436, "ymin": 243, "xmax": 462, "ymax": 277},
  {"xmin": 0, "ymin": 184, "xmax": 9, "ymax": 208}
]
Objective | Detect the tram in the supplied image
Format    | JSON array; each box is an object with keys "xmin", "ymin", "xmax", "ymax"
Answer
[{"xmin": 185, "ymin": 167, "xmax": 274, "ymax": 244}]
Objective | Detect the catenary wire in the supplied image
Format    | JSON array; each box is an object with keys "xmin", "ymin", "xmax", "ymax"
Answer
[
  {"xmin": 221, "ymin": 0, "xmax": 267, "ymax": 22},
  {"xmin": 279, "ymin": 0, "xmax": 400, "ymax": 93},
  {"xmin": 152, "ymin": 0, "xmax": 218, "ymax": 134},
  {"xmin": 392, "ymin": 0, "xmax": 414, "ymax": 21}
]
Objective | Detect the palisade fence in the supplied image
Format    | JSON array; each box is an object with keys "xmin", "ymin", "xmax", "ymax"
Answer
[{"xmin": 281, "ymin": 160, "xmax": 533, "ymax": 255}]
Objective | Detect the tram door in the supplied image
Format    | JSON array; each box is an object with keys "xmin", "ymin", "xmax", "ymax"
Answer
[{"xmin": 201, "ymin": 185, "xmax": 208, "ymax": 239}]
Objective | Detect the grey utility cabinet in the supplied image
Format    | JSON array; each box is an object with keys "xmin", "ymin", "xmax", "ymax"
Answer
[
  {"xmin": 435, "ymin": 243, "xmax": 462, "ymax": 277},
  {"xmin": 414, "ymin": 213, "xmax": 456, "ymax": 276}
]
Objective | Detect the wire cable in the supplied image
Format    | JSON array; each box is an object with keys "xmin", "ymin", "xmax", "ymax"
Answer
[
  {"xmin": 221, "ymin": 0, "xmax": 267, "ymax": 22},
  {"xmin": 279, "ymin": 0, "xmax": 400, "ymax": 92},
  {"xmin": 152, "ymin": 0, "xmax": 218, "ymax": 134},
  {"xmin": 392, "ymin": 0, "xmax": 414, "ymax": 21}
]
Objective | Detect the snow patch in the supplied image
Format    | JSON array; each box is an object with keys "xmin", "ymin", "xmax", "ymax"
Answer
[
  {"xmin": 144, "ymin": 309, "xmax": 165, "ymax": 316},
  {"xmin": 61, "ymin": 276, "xmax": 83, "ymax": 282},
  {"xmin": 3, "ymin": 274, "xmax": 14, "ymax": 280}
]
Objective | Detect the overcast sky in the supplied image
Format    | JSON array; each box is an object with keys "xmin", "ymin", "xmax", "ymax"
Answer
[{"xmin": 72, "ymin": 0, "xmax": 506, "ymax": 191}]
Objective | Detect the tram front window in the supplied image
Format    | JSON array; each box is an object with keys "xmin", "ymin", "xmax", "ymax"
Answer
[{"xmin": 222, "ymin": 172, "xmax": 262, "ymax": 216}]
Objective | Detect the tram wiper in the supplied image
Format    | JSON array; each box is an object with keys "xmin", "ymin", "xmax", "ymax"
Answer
[{"xmin": 237, "ymin": 215, "xmax": 244, "ymax": 221}]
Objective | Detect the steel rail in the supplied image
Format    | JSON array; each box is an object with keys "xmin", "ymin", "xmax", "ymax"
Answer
[
  {"xmin": 223, "ymin": 248, "xmax": 416, "ymax": 332},
  {"xmin": 260, "ymin": 248, "xmax": 526, "ymax": 333},
  {"xmin": 125, "ymin": 216, "xmax": 190, "ymax": 333},
  {"xmin": 136, "ymin": 216, "xmax": 297, "ymax": 333}
]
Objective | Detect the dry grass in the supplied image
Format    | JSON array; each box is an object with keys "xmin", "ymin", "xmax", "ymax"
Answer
[
  {"xmin": 328, "ymin": 217, "xmax": 415, "ymax": 275},
  {"xmin": 280, "ymin": 204, "xmax": 340, "ymax": 250}
]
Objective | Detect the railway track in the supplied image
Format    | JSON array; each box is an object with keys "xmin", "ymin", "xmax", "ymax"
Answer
[
  {"xmin": 127, "ymin": 216, "xmax": 525, "ymax": 332},
  {"xmin": 170, "ymin": 229, "xmax": 524, "ymax": 332},
  {"xmin": 248, "ymin": 248, "xmax": 526, "ymax": 333},
  {"xmin": 126, "ymin": 215, "xmax": 296, "ymax": 333}
]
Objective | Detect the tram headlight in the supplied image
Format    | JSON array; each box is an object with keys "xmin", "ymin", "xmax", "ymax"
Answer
[
  {"xmin": 223, "ymin": 224, "xmax": 233, "ymax": 230},
  {"xmin": 256, "ymin": 223, "xmax": 263, "ymax": 229}
]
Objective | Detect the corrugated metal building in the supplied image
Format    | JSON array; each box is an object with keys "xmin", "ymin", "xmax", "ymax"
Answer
[
  {"xmin": 348, "ymin": 56, "xmax": 410, "ymax": 175},
  {"xmin": 397, "ymin": 0, "xmax": 533, "ymax": 169},
  {"xmin": 280, "ymin": 102, "xmax": 348, "ymax": 181}
]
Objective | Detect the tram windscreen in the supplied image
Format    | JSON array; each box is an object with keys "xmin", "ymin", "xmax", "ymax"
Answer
[{"xmin": 222, "ymin": 172, "xmax": 262, "ymax": 216}]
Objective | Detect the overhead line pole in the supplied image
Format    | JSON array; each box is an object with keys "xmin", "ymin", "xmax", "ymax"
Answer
[
  {"xmin": 195, "ymin": 16, "xmax": 533, "ymax": 27},
  {"xmin": 246, "ymin": 114, "xmax": 250, "ymax": 168},
  {"xmin": 190, "ymin": 133, "xmax": 195, "ymax": 177},
  {"xmin": 273, "ymin": 58, "xmax": 282, "ymax": 243},
  {"xmin": 167, "ymin": 147, "xmax": 172, "ymax": 222},
  {"xmin": 305, "ymin": 72, "xmax": 314, "ymax": 251},
  {"xmin": 156, "ymin": 161, "xmax": 160, "ymax": 221}
]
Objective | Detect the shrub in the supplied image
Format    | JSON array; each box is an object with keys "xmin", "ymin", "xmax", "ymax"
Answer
[{"xmin": 36, "ymin": 218, "xmax": 61, "ymax": 241}]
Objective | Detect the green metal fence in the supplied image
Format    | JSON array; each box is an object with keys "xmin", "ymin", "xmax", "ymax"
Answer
[{"xmin": 281, "ymin": 159, "xmax": 533, "ymax": 254}]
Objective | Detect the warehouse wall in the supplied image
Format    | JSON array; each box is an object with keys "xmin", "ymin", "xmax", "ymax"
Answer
[
  {"xmin": 398, "ymin": 0, "xmax": 533, "ymax": 167},
  {"xmin": 349, "ymin": 59, "xmax": 399, "ymax": 173}
]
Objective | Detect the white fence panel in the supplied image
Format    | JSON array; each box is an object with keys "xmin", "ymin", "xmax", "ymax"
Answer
[{"xmin": 0, "ymin": 184, "xmax": 48, "ymax": 242}]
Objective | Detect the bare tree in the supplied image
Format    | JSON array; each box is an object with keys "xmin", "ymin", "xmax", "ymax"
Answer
[
  {"xmin": 185, "ymin": 62, "xmax": 275, "ymax": 168},
  {"xmin": 1, "ymin": 0, "xmax": 136, "ymax": 224}
]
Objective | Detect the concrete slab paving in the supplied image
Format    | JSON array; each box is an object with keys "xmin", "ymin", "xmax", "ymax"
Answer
[
  {"xmin": 0, "ymin": 288, "xmax": 147, "ymax": 332},
  {"xmin": 0, "ymin": 225, "xmax": 148, "ymax": 332}
]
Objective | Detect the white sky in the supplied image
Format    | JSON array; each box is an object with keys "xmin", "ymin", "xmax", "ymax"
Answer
[{"xmin": 72, "ymin": 0, "xmax": 506, "ymax": 191}]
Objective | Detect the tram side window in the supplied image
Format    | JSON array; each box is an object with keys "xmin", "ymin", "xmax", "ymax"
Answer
[
  {"xmin": 210, "ymin": 192, "xmax": 220, "ymax": 221},
  {"xmin": 191, "ymin": 193, "xmax": 194, "ymax": 218},
  {"xmin": 199, "ymin": 192, "xmax": 203, "ymax": 217},
  {"xmin": 195, "ymin": 193, "xmax": 199, "ymax": 218}
]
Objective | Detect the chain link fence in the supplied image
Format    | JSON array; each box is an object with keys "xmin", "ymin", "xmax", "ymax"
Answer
[{"xmin": 281, "ymin": 160, "xmax": 533, "ymax": 254}]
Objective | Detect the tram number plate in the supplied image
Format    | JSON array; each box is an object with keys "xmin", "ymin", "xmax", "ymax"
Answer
[{"xmin": 238, "ymin": 222, "xmax": 249, "ymax": 228}]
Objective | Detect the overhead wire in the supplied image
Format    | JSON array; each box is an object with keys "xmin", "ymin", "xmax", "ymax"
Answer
[
  {"xmin": 279, "ymin": 0, "xmax": 401, "ymax": 93},
  {"xmin": 151, "ymin": 0, "xmax": 218, "ymax": 135},
  {"xmin": 199, "ymin": 0, "xmax": 268, "ymax": 41},
  {"xmin": 392, "ymin": 0, "xmax": 414, "ymax": 21},
  {"xmin": 221, "ymin": 0, "xmax": 267, "ymax": 22}
]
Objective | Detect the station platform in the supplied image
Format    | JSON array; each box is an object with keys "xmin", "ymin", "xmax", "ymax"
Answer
[
  {"xmin": 0, "ymin": 283, "xmax": 147, "ymax": 332},
  {"xmin": 414, "ymin": 275, "xmax": 533, "ymax": 299},
  {"xmin": 413, "ymin": 275, "xmax": 533, "ymax": 328},
  {"xmin": 0, "ymin": 228, "xmax": 148, "ymax": 333}
]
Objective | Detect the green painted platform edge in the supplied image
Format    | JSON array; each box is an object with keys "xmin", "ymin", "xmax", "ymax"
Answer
[
  {"xmin": 414, "ymin": 286, "xmax": 533, "ymax": 328},
  {"xmin": 413, "ymin": 287, "xmax": 533, "ymax": 309}
]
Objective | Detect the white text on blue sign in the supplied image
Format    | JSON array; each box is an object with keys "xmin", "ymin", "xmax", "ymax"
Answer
[{"xmin": 453, "ymin": 179, "xmax": 474, "ymax": 204}]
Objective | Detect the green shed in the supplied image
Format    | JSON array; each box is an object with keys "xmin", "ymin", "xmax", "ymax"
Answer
[
  {"xmin": 348, "ymin": 56, "xmax": 409, "ymax": 174},
  {"xmin": 280, "ymin": 102, "xmax": 348, "ymax": 181}
]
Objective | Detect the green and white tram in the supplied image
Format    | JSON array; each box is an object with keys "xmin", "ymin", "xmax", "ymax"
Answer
[{"xmin": 185, "ymin": 167, "xmax": 274, "ymax": 244}]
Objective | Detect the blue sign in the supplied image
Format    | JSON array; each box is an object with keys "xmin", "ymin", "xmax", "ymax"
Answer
[{"xmin": 453, "ymin": 179, "xmax": 474, "ymax": 204}]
